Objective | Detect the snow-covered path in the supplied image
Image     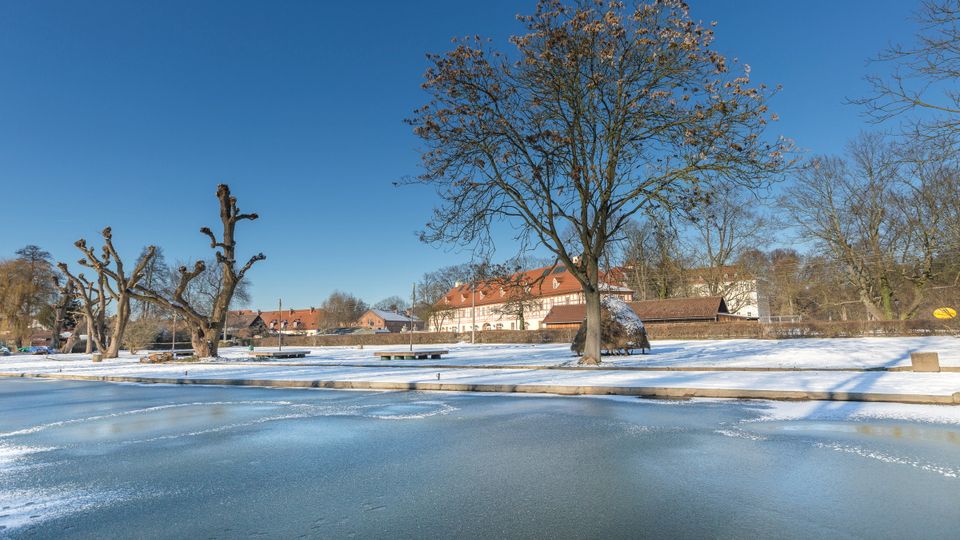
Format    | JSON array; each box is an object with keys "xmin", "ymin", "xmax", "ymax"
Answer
[{"xmin": 2, "ymin": 336, "xmax": 960, "ymax": 404}]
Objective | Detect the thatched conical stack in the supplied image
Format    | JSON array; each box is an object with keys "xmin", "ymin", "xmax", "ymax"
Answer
[{"xmin": 571, "ymin": 296, "xmax": 651, "ymax": 356}]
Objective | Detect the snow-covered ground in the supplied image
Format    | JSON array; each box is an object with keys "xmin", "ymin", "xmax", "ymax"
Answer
[
  {"xmin": 218, "ymin": 336, "xmax": 959, "ymax": 369},
  {"xmin": 4, "ymin": 336, "xmax": 957, "ymax": 370},
  {"xmin": 1, "ymin": 336, "xmax": 959, "ymax": 404}
]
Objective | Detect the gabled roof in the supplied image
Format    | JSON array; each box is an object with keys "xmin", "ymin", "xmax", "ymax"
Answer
[
  {"xmin": 541, "ymin": 296, "xmax": 730, "ymax": 325},
  {"xmin": 438, "ymin": 264, "xmax": 631, "ymax": 309},
  {"xmin": 225, "ymin": 312, "xmax": 263, "ymax": 328},
  {"xmin": 365, "ymin": 309, "xmax": 421, "ymax": 323},
  {"xmin": 630, "ymin": 296, "xmax": 729, "ymax": 320},
  {"xmin": 234, "ymin": 308, "xmax": 325, "ymax": 331}
]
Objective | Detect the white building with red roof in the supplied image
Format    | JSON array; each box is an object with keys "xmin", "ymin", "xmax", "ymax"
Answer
[{"xmin": 430, "ymin": 264, "xmax": 633, "ymax": 332}]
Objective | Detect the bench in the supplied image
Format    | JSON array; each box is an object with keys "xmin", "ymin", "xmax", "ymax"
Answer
[
  {"xmin": 374, "ymin": 350, "xmax": 449, "ymax": 361},
  {"xmin": 250, "ymin": 350, "xmax": 309, "ymax": 359},
  {"xmin": 171, "ymin": 349, "xmax": 195, "ymax": 358}
]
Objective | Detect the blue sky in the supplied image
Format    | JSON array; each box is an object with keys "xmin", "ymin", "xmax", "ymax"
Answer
[{"xmin": 0, "ymin": 0, "xmax": 919, "ymax": 309}]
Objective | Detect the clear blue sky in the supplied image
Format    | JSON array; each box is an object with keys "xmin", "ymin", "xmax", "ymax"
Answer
[{"xmin": 0, "ymin": 0, "xmax": 919, "ymax": 309}]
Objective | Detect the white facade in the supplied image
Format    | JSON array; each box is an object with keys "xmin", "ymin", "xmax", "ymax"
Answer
[
  {"xmin": 430, "ymin": 291, "xmax": 633, "ymax": 332},
  {"xmin": 688, "ymin": 277, "xmax": 769, "ymax": 320}
]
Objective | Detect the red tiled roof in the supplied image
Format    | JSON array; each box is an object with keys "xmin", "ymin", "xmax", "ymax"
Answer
[
  {"xmin": 608, "ymin": 265, "xmax": 754, "ymax": 285},
  {"xmin": 438, "ymin": 264, "xmax": 631, "ymax": 309},
  {"xmin": 541, "ymin": 297, "xmax": 730, "ymax": 325}
]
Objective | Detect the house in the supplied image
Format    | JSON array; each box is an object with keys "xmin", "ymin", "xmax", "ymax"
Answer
[
  {"xmin": 608, "ymin": 264, "xmax": 769, "ymax": 320},
  {"xmin": 685, "ymin": 267, "xmax": 769, "ymax": 320},
  {"xmin": 224, "ymin": 311, "xmax": 268, "ymax": 339},
  {"xmin": 541, "ymin": 296, "xmax": 747, "ymax": 328},
  {"xmin": 429, "ymin": 263, "xmax": 634, "ymax": 332},
  {"xmin": 356, "ymin": 309, "xmax": 424, "ymax": 333},
  {"xmin": 234, "ymin": 307, "xmax": 325, "ymax": 335}
]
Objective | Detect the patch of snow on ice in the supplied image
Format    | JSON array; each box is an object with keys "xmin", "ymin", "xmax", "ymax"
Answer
[
  {"xmin": 744, "ymin": 400, "xmax": 960, "ymax": 426},
  {"xmin": 815, "ymin": 442, "xmax": 959, "ymax": 479},
  {"xmin": 714, "ymin": 428, "xmax": 767, "ymax": 441},
  {"xmin": 0, "ymin": 486, "xmax": 128, "ymax": 532},
  {"xmin": 0, "ymin": 401, "xmax": 295, "ymax": 438},
  {"xmin": 0, "ymin": 443, "xmax": 56, "ymax": 472}
]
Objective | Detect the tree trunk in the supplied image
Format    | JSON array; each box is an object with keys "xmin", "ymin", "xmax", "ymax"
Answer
[
  {"xmin": 83, "ymin": 315, "xmax": 94, "ymax": 353},
  {"xmin": 105, "ymin": 298, "xmax": 130, "ymax": 358},
  {"xmin": 190, "ymin": 324, "xmax": 219, "ymax": 358},
  {"xmin": 580, "ymin": 286, "xmax": 602, "ymax": 365}
]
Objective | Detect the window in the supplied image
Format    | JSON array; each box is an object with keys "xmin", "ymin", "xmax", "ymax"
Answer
[{"xmin": 552, "ymin": 278, "xmax": 560, "ymax": 289}]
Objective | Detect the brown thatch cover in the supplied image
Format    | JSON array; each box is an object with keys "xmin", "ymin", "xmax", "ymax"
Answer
[
  {"xmin": 571, "ymin": 297, "xmax": 651, "ymax": 356},
  {"xmin": 543, "ymin": 296, "xmax": 729, "ymax": 325}
]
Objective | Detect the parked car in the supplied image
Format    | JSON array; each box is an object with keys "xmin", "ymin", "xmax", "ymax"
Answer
[{"xmin": 17, "ymin": 346, "xmax": 54, "ymax": 355}]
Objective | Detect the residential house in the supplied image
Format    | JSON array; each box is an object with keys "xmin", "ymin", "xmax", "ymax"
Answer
[
  {"xmin": 356, "ymin": 309, "xmax": 424, "ymax": 333},
  {"xmin": 609, "ymin": 264, "xmax": 770, "ymax": 320},
  {"xmin": 234, "ymin": 307, "xmax": 325, "ymax": 335},
  {"xmin": 224, "ymin": 312, "xmax": 269, "ymax": 339},
  {"xmin": 685, "ymin": 267, "xmax": 769, "ymax": 320},
  {"xmin": 430, "ymin": 264, "xmax": 633, "ymax": 332}
]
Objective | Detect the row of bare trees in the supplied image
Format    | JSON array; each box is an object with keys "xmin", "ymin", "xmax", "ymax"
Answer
[{"xmin": 52, "ymin": 184, "xmax": 263, "ymax": 358}]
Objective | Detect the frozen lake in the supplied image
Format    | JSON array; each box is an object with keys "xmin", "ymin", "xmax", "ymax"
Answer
[{"xmin": 1, "ymin": 379, "xmax": 959, "ymax": 538}]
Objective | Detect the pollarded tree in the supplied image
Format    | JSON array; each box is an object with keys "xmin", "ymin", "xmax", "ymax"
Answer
[
  {"xmin": 408, "ymin": 0, "xmax": 789, "ymax": 363},
  {"xmin": 58, "ymin": 268, "xmax": 110, "ymax": 354},
  {"xmin": 130, "ymin": 184, "xmax": 264, "ymax": 358},
  {"xmin": 59, "ymin": 229, "xmax": 158, "ymax": 358}
]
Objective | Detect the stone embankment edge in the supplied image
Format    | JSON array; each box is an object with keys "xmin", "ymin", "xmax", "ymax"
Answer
[
  {"xmin": 3, "ymin": 371, "xmax": 959, "ymax": 405},
  {"xmin": 210, "ymin": 361, "xmax": 960, "ymax": 373}
]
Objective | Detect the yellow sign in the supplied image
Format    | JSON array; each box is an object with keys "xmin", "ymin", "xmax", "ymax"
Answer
[{"xmin": 933, "ymin": 307, "xmax": 957, "ymax": 320}]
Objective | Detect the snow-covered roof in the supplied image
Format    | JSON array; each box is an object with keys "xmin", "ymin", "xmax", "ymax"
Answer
[{"xmin": 369, "ymin": 309, "xmax": 420, "ymax": 323}]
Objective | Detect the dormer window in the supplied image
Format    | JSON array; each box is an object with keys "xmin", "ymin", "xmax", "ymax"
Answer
[
  {"xmin": 499, "ymin": 287, "xmax": 505, "ymax": 297},
  {"xmin": 552, "ymin": 278, "xmax": 560, "ymax": 289},
  {"xmin": 479, "ymin": 290, "xmax": 485, "ymax": 299}
]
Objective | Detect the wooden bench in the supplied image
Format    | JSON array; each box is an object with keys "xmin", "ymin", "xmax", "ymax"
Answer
[
  {"xmin": 170, "ymin": 349, "xmax": 195, "ymax": 358},
  {"xmin": 250, "ymin": 350, "xmax": 309, "ymax": 359},
  {"xmin": 374, "ymin": 350, "xmax": 449, "ymax": 361}
]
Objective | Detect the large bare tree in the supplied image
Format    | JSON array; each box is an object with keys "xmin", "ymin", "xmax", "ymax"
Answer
[
  {"xmin": 59, "ymin": 229, "xmax": 157, "ymax": 358},
  {"xmin": 131, "ymin": 184, "xmax": 264, "ymax": 358},
  {"xmin": 782, "ymin": 133, "xmax": 952, "ymax": 320},
  {"xmin": 58, "ymin": 268, "xmax": 111, "ymax": 354},
  {"xmin": 856, "ymin": 0, "xmax": 960, "ymax": 145},
  {"xmin": 408, "ymin": 0, "xmax": 787, "ymax": 363}
]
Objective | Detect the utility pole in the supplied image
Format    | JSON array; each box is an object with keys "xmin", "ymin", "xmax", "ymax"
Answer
[
  {"xmin": 410, "ymin": 282, "xmax": 416, "ymax": 352},
  {"xmin": 277, "ymin": 298, "xmax": 283, "ymax": 351},
  {"xmin": 471, "ymin": 281, "xmax": 476, "ymax": 344}
]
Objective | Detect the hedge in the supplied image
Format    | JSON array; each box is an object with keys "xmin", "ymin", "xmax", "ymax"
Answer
[{"xmin": 250, "ymin": 319, "xmax": 958, "ymax": 348}]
